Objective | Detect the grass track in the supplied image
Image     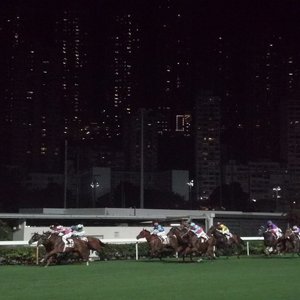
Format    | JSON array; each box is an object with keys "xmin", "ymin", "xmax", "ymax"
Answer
[{"xmin": 1, "ymin": 256, "xmax": 300, "ymax": 300}]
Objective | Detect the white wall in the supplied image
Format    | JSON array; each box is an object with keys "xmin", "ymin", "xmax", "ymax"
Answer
[{"xmin": 22, "ymin": 226, "xmax": 173, "ymax": 241}]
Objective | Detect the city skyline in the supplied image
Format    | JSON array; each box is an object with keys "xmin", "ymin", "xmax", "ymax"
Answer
[{"xmin": 1, "ymin": 0, "xmax": 300, "ymax": 211}]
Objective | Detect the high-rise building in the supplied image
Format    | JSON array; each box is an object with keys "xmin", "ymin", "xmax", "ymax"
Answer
[
  {"xmin": 0, "ymin": 2, "xmax": 91, "ymax": 172},
  {"xmin": 286, "ymin": 86, "xmax": 300, "ymax": 204},
  {"xmin": 99, "ymin": 3, "xmax": 142, "ymax": 142},
  {"xmin": 123, "ymin": 109, "xmax": 158, "ymax": 172},
  {"xmin": 54, "ymin": 6, "xmax": 90, "ymax": 142},
  {"xmin": 195, "ymin": 93, "xmax": 221, "ymax": 202}
]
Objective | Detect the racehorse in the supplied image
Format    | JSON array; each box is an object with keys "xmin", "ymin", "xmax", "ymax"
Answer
[
  {"xmin": 207, "ymin": 226, "xmax": 245, "ymax": 258},
  {"xmin": 136, "ymin": 229, "xmax": 175, "ymax": 259},
  {"xmin": 28, "ymin": 232, "xmax": 59, "ymax": 265},
  {"xmin": 283, "ymin": 228, "xmax": 300, "ymax": 256},
  {"xmin": 166, "ymin": 226, "xmax": 211, "ymax": 261},
  {"xmin": 258, "ymin": 226, "xmax": 283, "ymax": 255},
  {"xmin": 29, "ymin": 232, "xmax": 105, "ymax": 252},
  {"xmin": 182, "ymin": 230, "xmax": 216, "ymax": 260},
  {"xmin": 166, "ymin": 226, "xmax": 190, "ymax": 260},
  {"xmin": 29, "ymin": 232, "xmax": 52, "ymax": 250},
  {"xmin": 35, "ymin": 232, "xmax": 90, "ymax": 267},
  {"xmin": 81, "ymin": 236, "xmax": 106, "ymax": 253}
]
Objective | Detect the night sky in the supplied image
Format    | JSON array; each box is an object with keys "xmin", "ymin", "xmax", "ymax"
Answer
[{"xmin": 1, "ymin": 0, "xmax": 300, "ymax": 211}]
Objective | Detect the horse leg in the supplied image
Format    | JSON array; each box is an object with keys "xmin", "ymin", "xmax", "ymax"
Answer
[
  {"xmin": 81, "ymin": 247, "xmax": 90, "ymax": 266},
  {"xmin": 43, "ymin": 249, "xmax": 59, "ymax": 267}
]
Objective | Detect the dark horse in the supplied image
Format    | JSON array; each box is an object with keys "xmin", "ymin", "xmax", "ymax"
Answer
[
  {"xmin": 136, "ymin": 229, "xmax": 176, "ymax": 259},
  {"xmin": 166, "ymin": 226, "xmax": 216, "ymax": 261},
  {"xmin": 283, "ymin": 228, "xmax": 300, "ymax": 256},
  {"xmin": 183, "ymin": 230, "xmax": 216, "ymax": 260},
  {"xmin": 207, "ymin": 226, "xmax": 245, "ymax": 258},
  {"xmin": 29, "ymin": 232, "xmax": 90, "ymax": 267},
  {"xmin": 258, "ymin": 226, "xmax": 283, "ymax": 255},
  {"xmin": 29, "ymin": 232, "xmax": 58, "ymax": 265},
  {"xmin": 166, "ymin": 226, "xmax": 190, "ymax": 260}
]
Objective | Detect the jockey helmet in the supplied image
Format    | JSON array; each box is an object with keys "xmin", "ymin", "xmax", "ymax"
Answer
[
  {"xmin": 267, "ymin": 220, "xmax": 273, "ymax": 226},
  {"xmin": 292, "ymin": 225, "xmax": 298, "ymax": 230},
  {"xmin": 77, "ymin": 224, "xmax": 83, "ymax": 230},
  {"xmin": 50, "ymin": 225, "xmax": 55, "ymax": 229},
  {"xmin": 217, "ymin": 222, "xmax": 221, "ymax": 225},
  {"xmin": 153, "ymin": 222, "xmax": 158, "ymax": 226},
  {"xmin": 190, "ymin": 222, "xmax": 195, "ymax": 227},
  {"xmin": 56, "ymin": 225, "xmax": 63, "ymax": 230}
]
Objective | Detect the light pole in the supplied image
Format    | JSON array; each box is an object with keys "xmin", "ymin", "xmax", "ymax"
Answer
[
  {"xmin": 187, "ymin": 179, "xmax": 194, "ymax": 209},
  {"xmin": 90, "ymin": 180, "xmax": 100, "ymax": 208},
  {"xmin": 272, "ymin": 186, "xmax": 281, "ymax": 211}
]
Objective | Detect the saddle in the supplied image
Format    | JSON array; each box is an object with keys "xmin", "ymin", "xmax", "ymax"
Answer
[{"xmin": 158, "ymin": 236, "xmax": 169, "ymax": 245}]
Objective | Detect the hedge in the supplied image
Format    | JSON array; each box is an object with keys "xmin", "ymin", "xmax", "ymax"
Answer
[{"xmin": 0, "ymin": 241, "xmax": 266, "ymax": 265}]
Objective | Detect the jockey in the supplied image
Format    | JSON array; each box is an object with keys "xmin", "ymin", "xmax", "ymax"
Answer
[
  {"xmin": 216, "ymin": 222, "xmax": 232, "ymax": 239},
  {"xmin": 50, "ymin": 224, "xmax": 73, "ymax": 249},
  {"xmin": 71, "ymin": 224, "xmax": 85, "ymax": 237},
  {"xmin": 151, "ymin": 221, "xmax": 167, "ymax": 243},
  {"xmin": 266, "ymin": 220, "xmax": 282, "ymax": 239},
  {"xmin": 292, "ymin": 225, "xmax": 300, "ymax": 237},
  {"xmin": 189, "ymin": 222, "xmax": 208, "ymax": 241}
]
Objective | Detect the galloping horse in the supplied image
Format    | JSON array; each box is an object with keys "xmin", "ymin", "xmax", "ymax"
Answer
[
  {"xmin": 183, "ymin": 230, "xmax": 216, "ymax": 260},
  {"xmin": 207, "ymin": 226, "xmax": 245, "ymax": 258},
  {"xmin": 29, "ymin": 232, "xmax": 105, "ymax": 263},
  {"xmin": 136, "ymin": 229, "xmax": 175, "ymax": 259},
  {"xmin": 29, "ymin": 232, "xmax": 52, "ymax": 250},
  {"xmin": 29, "ymin": 232, "xmax": 59, "ymax": 265},
  {"xmin": 166, "ymin": 226, "xmax": 190, "ymax": 259},
  {"xmin": 81, "ymin": 236, "xmax": 106, "ymax": 253},
  {"xmin": 258, "ymin": 226, "xmax": 282, "ymax": 255},
  {"xmin": 283, "ymin": 228, "xmax": 300, "ymax": 256},
  {"xmin": 166, "ymin": 226, "xmax": 209, "ymax": 261},
  {"xmin": 33, "ymin": 232, "xmax": 90, "ymax": 267}
]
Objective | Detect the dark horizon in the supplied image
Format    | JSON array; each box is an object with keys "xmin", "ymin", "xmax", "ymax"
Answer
[{"xmin": 1, "ymin": 0, "xmax": 300, "ymax": 212}]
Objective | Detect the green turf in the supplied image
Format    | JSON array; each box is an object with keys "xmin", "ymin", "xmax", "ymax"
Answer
[{"xmin": 1, "ymin": 256, "xmax": 300, "ymax": 300}]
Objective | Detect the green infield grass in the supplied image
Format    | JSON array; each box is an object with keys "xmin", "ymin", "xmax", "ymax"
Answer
[{"xmin": 1, "ymin": 256, "xmax": 300, "ymax": 300}]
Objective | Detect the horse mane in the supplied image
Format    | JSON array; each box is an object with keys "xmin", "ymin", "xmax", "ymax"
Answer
[{"xmin": 43, "ymin": 231, "xmax": 52, "ymax": 235}]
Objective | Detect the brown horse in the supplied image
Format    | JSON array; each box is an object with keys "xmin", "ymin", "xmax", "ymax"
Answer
[
  {"xmin": 29, "ymin": 232, "xmax": 105, "ymax": 263},
  {"xmin": 166, "ymin": 226, "xmax": 194, "ymax": 261},
  {"xmin": 183, "ymin": 230, "xmax": 216, "ymax": 260},
  {"xmin": 207, "ymin": 226, "xmax": 245, "ymax": 258},
  {"xmin": 166, "ymin": 227, "xmax": 190, "ymax": 258},
  {"xmin": 136, "ymin": 229, "xmax": 175, "ymax": 259},
  {"xmin": 80, "ymin": 236, "xmax": 106, "ymax": 253},
  {"xmin": 29, "ymin": 232, "xmax": 57, "ymax": 265},
  {"xmin": 39, "ymin": 232, "xmax": 90, "ymax": 267}
]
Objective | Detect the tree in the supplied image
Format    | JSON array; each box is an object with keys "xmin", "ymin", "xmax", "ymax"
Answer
[
  {"xmin": 209, "ymin": 182, "xmax": 249, "ymax": 211},
  {"xmin": 113, "ymin": 182, "xmax": 185, "ymax": 209}
]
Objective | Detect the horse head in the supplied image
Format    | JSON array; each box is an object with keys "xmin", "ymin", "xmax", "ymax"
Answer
[
  {"xmin": 258, "ymin": 226, "xmax": 266, "ymax": 236},
  {"xmin": 167, "ymin": 227, "xmax": 177, "ymax": 237},
  {"xmin": 136, "ymin": 229, "xmax": 150, "ymax": 240},
  {"xmin": 207, "ymin": 226, "xmax": 218, "ymax": 237},
  {"xmin": 28, "ymin": 232, "xmax": 41, "ymax": 245}
]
